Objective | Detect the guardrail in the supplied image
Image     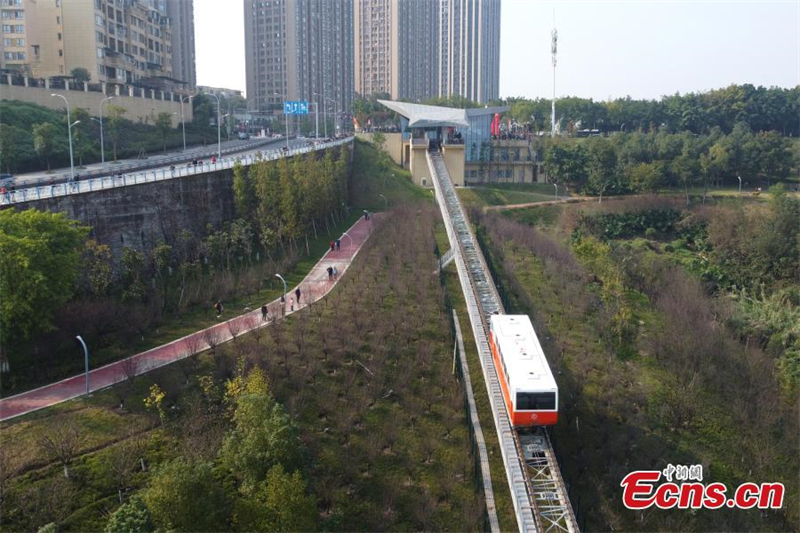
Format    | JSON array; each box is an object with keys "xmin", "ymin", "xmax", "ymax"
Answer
[
  {"xmin": 23, "ymin": 136, "xmax": 287, "ymax": 185},
  {"xmin": 0, "ymin": 137, "xmax": 353, "ymax": 206}
]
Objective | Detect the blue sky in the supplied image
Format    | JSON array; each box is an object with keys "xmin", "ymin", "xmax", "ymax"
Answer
[{"xmin": 195, "ymin": 0, "xmax": 800, "ymax": 100}]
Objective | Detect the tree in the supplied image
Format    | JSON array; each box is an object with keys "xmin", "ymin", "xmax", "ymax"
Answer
[
  {"xmin": 371, "ymin": 131, "xmax": 387, "ymax": 152},
  {"xmin": 143, "ymin": 458, "xmax": 229, "ymax": 532},
  {"xmin": 626, "ymin": 161, "xmax": 664, "ymax": 193},
  {"xmin": 219, "ymin": 368, "xmax": 301, "ymax": 492},
  {"xmin": 106, "ymin": 104, "xmax": 127, "ymax": 161},
  {"xmin": 70, "ymin": 67, "xmax": 91, "ymax": 83},
  {"xmin": 235, "ymin": 465, "xmax": 316, "ymax": 532},
  {"xmin": 233, "ymin": 162, "xmax": 255, "ymax": 218},
  {"xmin": 105, "ymin": 496, "xmax": 153, "ymax": 533},
  {"xmin": 586, "ymin": 137, "xmax": 619, "ymax": 201},
  {"xmin": 37, "ymin": 419, "xmax": 83, "ymax": 478},
  {"xmin": 0, "ymin": 124, "xmax": 35, "ymax": 173},
  {"xmin": 0, "ymin": 210, "xmax": 88, "ymax": 347},
  {"xmin": 119, "ymin": 247, "xmax": 146, "ymax": 302},
  {"xmin": 32, "ymin": 122, "xmax": 58, "ymax": 171},
  {"xmin": 154, "ymin": 112, "xmax": 173, "ymax": 153},
  {"xmin": 81, "ymin": 239, "xmax": 113, "ymax": 297}
]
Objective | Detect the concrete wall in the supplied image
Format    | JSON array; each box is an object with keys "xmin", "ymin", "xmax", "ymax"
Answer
[
  {"xmin": 409, "ymin": 144, "xmax": 432, "ymax": 187},
  {"xmin": 442, "ymin": 144, "xmax": 465, "ymax": 186},
  {"xmin": 5, "ymin": 144, "xmax": 351, "ymax": 261},
  {"xmin": 1, "ymin": 83, "xmax": 191, "ymax": 127},
  {"xmin": 356, "ymin": 132, "xmax": 403, "ymax": 165}
]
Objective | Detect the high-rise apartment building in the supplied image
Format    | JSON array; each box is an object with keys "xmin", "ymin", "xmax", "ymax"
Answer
[
  {"xmin": 0, "ymin": 0, "xmax": 37, "ymax": 75},
  {"xmin": 354, "ymin": 0, "xmax": 438, "ymax": 102},
  {"xmin": 439, "ymin": 0, "xmax": 500, "ymax": 103},
  {"xmin": 244, "ymin": 0, "xmax": 354, "ymax": 117},
  {"xmin": 0, "ymin": 0, "xmax": 195, "ymax": 90},
  {"xmin": 166, "ymin": 0, "xmax": 196, "ymax": 89},
  {"xmin": 353, "ymin": 0, "xmax": 499, "ymax": 104}
]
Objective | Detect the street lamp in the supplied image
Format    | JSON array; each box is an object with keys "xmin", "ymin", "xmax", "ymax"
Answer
[
  {"xmin": 275, "ymin": 273, "xmax": 287, "ymax": 303},
  {"xmin": 323, "ymin": 96, "xmax": 337, "ymax": 137},
  {"xmin": 207, "ymin": 93, "xmax": 222, "ymax": 160},
  {"xmin": 553, "ymin": 182, "xmax": 558, "ymax": 200},
  {"xmin": 737, "ymin": 175, "xmax": 742, "ymax": 194},
  {"xmin": 98, "ymin": 95, "xmax": 115, "ymax": 163},
  {"xmin": 180, "ymin": 95, "xmax": 192, "ymax": 152},
  {"xmin": 76, "ymin": 335, "xmax": 90, "ymax": 395},
  {"xmin": 341, "ymin": 231, "xmax": 353, "ymax": 251},
  {"xmin": 51, "ymin": 93, "xmax": 76, "ymax": 181},
  {"xmin": 379, "ymin": 193, "xmax": 387, "ymax": 208},
  {"xmin": 273, "ymin": 92, "xmax": 290, "ymax": 150}
]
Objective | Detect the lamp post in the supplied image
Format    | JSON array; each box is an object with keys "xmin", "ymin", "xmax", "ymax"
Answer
[
  {"xmin": 324, "ymin": 97, "xmax": 337, "ymax": 137},
  {"xmin": 553, "ymin": 182, "xmax": 558, "ymax": 200},
  {"xmin": 275, "ymin": 273, "xmax": 287, "ymax": 313},
  {"xmin": 737, "ymin": 175, "xmax": 742, "ymax": 194},
  {"xmin": 207, "ymin": 93, "xmax": 222, "ymax": 160},
  {"xmin": 273, "ymin": 92, "xmax": 290, "ymax": 151},
  {"xmin": 98, "ymin": 95, "xmax": 115, "ymax": 163},
  {"xmin": 341, "ymin": 231, "xmax": 353, "ymax": 251},
  {"xmin": 180, "ymin": 95, "xmax": 192, "ymax": 152},
  {"xmin": 51, "ymin": 93, "xmax": 76, "ymax": 181},
  {"xmin": 379, "ymin": 193, "xmax": 387, "ymax": 208},
  {"xmin": 76, "ymin": 335, "xmax": 90, "ymax": 395}
]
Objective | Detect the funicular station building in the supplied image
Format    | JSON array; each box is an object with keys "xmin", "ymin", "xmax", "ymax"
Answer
[
  {"xmin": 373, "ymin": 100, "xmax": 510, "ymax": 187},
  {"xmin": 360, "ymin": 100, "xmax": 543, "ymax": 188}
]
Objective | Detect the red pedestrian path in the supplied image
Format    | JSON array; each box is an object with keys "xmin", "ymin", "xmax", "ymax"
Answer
[{"xmin": 0, "ymin": 215, "xmax": 380, "ymax": 422}]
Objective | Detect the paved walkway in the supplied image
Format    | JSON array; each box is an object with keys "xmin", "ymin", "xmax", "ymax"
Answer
[{"xmin": 0, "ymin": 215, "xmax": 380, "ymax": 422}]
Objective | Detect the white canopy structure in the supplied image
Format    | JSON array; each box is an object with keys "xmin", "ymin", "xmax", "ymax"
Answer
[{"xmin": 378, "ymin": 100, "xmax": 471, "ymax": 128}]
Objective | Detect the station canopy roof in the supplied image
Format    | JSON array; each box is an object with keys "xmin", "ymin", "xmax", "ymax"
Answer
[{"xmin": 378, "ymin": 99, "xmax": 508, "ymax": 129}]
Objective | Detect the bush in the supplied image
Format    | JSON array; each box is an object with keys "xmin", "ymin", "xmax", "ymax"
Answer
[{"xmin": 104, "ymin": 496, "xmax": 153, "ymax": 533}]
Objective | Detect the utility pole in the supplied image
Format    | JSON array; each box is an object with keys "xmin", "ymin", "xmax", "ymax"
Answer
[{"xmin": 551, "ymin": 10, "xmax": 558, "ymax": 138}]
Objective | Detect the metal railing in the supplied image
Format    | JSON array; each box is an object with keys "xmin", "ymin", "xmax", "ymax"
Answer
[
  {"xmin": 427, "ymin": 149, "xmax": 578, "ymax": 533},
  {"xmin": 0, "ymin": 138, "xmax": 353, "ymax": 206}
]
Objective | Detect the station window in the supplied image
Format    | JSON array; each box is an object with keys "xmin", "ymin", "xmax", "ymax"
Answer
[{"xmin": 516, "ymin": 392, "xmax": 555, "ymax": 411}]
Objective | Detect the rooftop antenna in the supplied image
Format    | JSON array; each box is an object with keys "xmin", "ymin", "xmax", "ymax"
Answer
[{"xmin": 551, "ymin": 8, "xmax": 558, "ymax": 138}]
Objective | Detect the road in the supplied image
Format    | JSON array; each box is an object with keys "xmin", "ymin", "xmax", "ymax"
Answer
[
  {"xmin": 12, "ymin": 136, "xmax": 313, "ymax": 188},
  {"xmin": 0, "ymin": 214, "xmax": 380, "ymax": 421}
]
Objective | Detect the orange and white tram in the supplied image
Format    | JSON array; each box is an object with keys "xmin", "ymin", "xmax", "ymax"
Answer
[{"xmin": 488, "ymin": 315, "xmax": 558, "ymax": 427}]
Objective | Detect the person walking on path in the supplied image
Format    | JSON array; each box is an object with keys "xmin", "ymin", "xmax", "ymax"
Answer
[
  {"xmin": 330, "ymin": 240, "xmax": 335, "ymax": 252},
  {"xmin": 214, "ymin": 301, "xmax": 223, "ymax": 317},
  {"xmin": 335, "ymin": 239, "xmax": 341, "ymax": 250},
  {"xmin": 261, "ymin": 304, "xmax": 268, "ymax": 322},
  {"xmin": 295, "ymin": 287, "xmax": 301, "ymax": 305},
  {"xmin": 289, "ymin": 297, "xmax": 295, "ymax": 312},
  {"xmin": 327, "ymin": 266, "xmax": 333, "ymax": 280},
  {"xmin": 332, "ymin": 266, "xmax": 338, "ymax": 279}
]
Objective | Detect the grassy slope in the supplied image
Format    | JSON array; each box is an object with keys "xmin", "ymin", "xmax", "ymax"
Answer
[{"xmin": 458, "ymin": 185, "xmax": 559, "ymax": 209}]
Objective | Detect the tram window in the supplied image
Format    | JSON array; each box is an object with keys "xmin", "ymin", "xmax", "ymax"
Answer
[{"xmin": 516, "ymin": 392, "xmax": 556, "ymax": 410}]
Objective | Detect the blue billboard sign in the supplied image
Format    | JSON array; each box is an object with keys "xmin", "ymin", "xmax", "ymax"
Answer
[{"xmin": 284, "ymin": 100, "xmax": 309, "ymax": 115}]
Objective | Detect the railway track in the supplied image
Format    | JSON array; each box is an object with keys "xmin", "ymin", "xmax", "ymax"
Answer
[{"xmin": 428, "ymin": 150, "xmax": 578, "ymax": 533}]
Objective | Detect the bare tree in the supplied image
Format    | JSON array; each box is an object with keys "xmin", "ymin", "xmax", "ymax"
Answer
[
  {"xmin": 105, "ymin": 442, "xmax": 138, "ymax": 502},
  {"xmin": 202, "ymin": 327, "xmax": 222, "ymax": 357},
  {"xmin": 227, "ymin": 317, "xmax": 242, "ymax": 343},
  {"xmin": 37, "ymin": 419, "xmax": 83, "ymax": 478}
]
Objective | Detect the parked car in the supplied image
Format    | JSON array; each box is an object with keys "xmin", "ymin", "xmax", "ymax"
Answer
[
  {"xmin": 0, "ymin": 174, "xmax": 14, "ymax": 188},
  {"xmin": 238, "ymin": 132, "xmax": 250, "ymax": 140}
]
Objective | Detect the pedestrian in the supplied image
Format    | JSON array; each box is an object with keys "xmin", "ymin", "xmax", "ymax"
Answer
[
  {"xmin": 335, "ymin": 239, "xmax": 341, "ymax": 250},
  {"xmin": 261, "ymin": 304, "xmax": 268, "ymax": 322},
  {"xmin": 295, "ymin": 287, "xmax": 301, "ymax": 304},
  {"xmin": 332, "ymin": 265, "xmax": 338, "ymax": 279},
  {"xmin": 0, "ymin": 186, "xmax": 6, "ymax": 202},
  {"xmin": 289, "ymin": 297, "xmax": 294, "ymax": 312},
  {"xmin": 330, "ymin": 240, "xmax": 335, "ymax": 252},
  {"xmin": 364, "ymin": 211, "xmax": 368, "ymax": 221},
  {"xmin": 327, "ymin": 266, "xmax": 333, "ymax": 280},
  {"xmin": 214, "ymin": 301, "xmax": 222, "ymax": 316}
]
